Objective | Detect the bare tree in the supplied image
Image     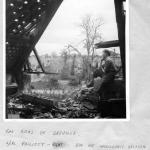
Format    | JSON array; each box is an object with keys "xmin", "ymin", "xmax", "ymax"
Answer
[
  {"xmin": 70, "ymin": 54, "xmax": 76, "ymax": 76},
  {"xmin": 80, "ymin": 15, "xmax": 104, "ymax": 80},
  {"xmin": 60, "ymin": 49, "xmax": 70, "ymax": 79},
  {"xmin": 60, "ymin": 49, "xmax": 70, "ymax": 66},
  {"xmin": 67, "ymin": 44, "xmax": 85, "ymax": 78},
  {"xmin": 68, "ymin": 15, "xmax": 104, "ymax": 81}
]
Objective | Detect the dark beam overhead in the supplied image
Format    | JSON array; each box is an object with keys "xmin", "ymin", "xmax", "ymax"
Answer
[{"xmin": 95, "ymin": 40, "xmax": 119, "ymax": 49}]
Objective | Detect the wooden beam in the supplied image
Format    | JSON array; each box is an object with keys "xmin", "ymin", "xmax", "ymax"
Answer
[
  {"xmin": 24, "ymin": 71, "xmax": 59, "ymax": 75},
  {"xmin": 33, "ymin": 48, "xmax": 45, "ymax": 73},
  {"xmin": 114, "ymin": 0, "xmax": 126, "ymax": 79},
  {"xmin": 95, "ymin": 40, "xmax": 119, "ymax": 49}
]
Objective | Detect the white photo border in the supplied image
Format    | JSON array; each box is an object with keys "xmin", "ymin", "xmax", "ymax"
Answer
[{"xmin": 3, "ymin": 0, "xmax": 130, "ymax": 122}]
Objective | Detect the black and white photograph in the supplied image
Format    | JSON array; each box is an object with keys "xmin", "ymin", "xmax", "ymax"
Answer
[{"xmin": 6, "ymin": 0, "xmax": 126, "ymax": 119}]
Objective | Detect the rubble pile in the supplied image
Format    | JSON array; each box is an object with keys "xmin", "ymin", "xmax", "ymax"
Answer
[{"xmin": 7, "ymin": 87, "xmax": 100, "ymax": 119}]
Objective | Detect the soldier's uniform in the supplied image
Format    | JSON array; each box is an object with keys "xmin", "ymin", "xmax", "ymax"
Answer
[{"xmin": 94, "ymin": 57, "xmax": 116, "ymax": 93}]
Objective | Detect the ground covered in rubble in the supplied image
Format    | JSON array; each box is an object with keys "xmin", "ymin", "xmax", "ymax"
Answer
[{"xmin": 7, "ymin": 87, "xmax": 101, "ymax": 119}]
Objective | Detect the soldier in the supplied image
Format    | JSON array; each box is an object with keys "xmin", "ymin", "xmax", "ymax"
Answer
[{"xmin": 94, "ymin": 49, "xmax": 117, "ymax": 94}]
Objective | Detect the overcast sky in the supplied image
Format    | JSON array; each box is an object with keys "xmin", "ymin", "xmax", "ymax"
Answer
[{"xmin": 36, "ymin": 0, "xmax": 118, "ymax": 55}]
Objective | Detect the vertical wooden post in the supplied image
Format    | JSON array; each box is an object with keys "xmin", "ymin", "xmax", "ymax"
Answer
[{"xmin": 114, "ymin": 0, "xmax": 126, "ymax": 79}]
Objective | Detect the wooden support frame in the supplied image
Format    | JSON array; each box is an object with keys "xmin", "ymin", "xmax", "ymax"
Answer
[
  {"xmin": 24, "ymin": 48, "xmax": 59, "ymax": 75},
  {"xmin": 114, "ymin": 0, "xmax": 126, "ymax": 79},
  {"xmin": 33, "ymin": 48, "xmax": 45, "ymax": 73},
  {"xmin": 95, "ymin": 0, "xmax": 126, "ymax": 80}
]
